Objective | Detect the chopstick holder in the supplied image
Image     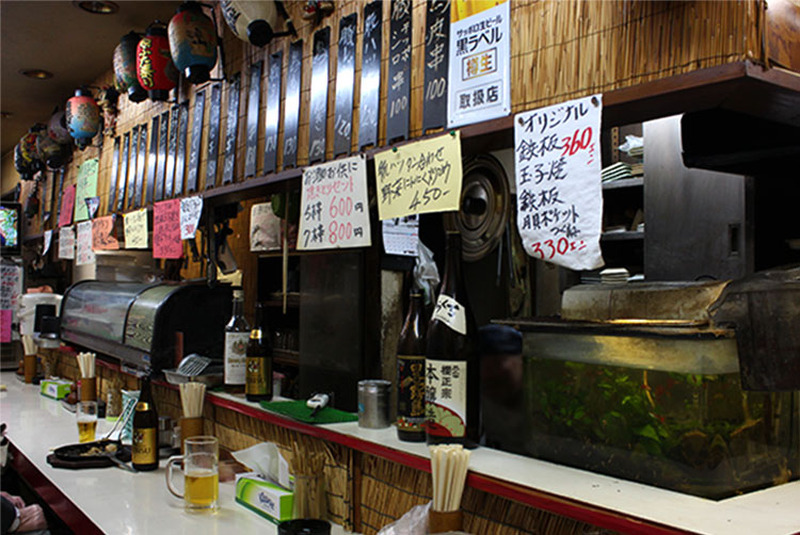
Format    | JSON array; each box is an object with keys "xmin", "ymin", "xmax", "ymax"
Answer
[{"xmin": 428, "ymin": 509, "xmax": 463, "ymax": 533}]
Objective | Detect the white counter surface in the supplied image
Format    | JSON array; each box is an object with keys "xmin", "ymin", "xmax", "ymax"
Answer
[{"xmin": 0, "ymin": 373, "xmax": 350, "ymax": 535}]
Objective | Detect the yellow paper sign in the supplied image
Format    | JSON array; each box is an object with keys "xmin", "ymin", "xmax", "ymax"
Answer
[
  {"xmin": 124, "ymin": 208, "xmax": 148, "ymax": 249},
  {"xmin": 374, "ymin": 131, "xmax": 463, "ymax": 220}
]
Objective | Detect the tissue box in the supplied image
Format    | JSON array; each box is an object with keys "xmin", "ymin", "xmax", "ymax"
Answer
[
  {"xmin": 235, "ymin": 473, "xmax": 294, "ymax": 524},
  {"xmin": 40, "ymin": 379, "xmax": 71, "ymax": 400}
]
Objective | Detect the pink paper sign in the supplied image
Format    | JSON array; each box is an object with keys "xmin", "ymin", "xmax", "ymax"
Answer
[
  {"xmin": 153, "ymin": 199, "xmax": 183, "ymax": 259},
  {"xmin": 1, "ymin": 309, "xmax": 11, "ymax": 343},
  {"xmin": 92, "ymin": 215, "xmax": 119, "ymax": 250},
  {"xmin": 59, "ymin": 185, "xmax": 76, "ymax": 227}
]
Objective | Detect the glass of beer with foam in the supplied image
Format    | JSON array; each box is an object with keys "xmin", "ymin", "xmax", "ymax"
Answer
[
  {"xmin": 76, "ymin": 401, "xmax": 98, "ymax": 443},
  {"xmin": 166, "ymin": 436, "xmax": 219, "ymax": 512}
]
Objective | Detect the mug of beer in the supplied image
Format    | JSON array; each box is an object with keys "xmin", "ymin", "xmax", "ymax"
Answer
[
  {"xmin": 76, "ymin": 401, "xmax": 98, "ymax": 443},
  {"xmin": 166, "ymin": 436, "xmax": 219, "ymax": 512}
]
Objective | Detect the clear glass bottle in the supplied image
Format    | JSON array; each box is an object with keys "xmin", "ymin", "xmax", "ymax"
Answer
[
  {"xmin": 396, "ymin": 289, "xmax": 427, "ymax": 442},
  {"xmin": 246, "ymin": 303, "xmax": 273, "ymax": 402},
  {"xmin": 224, "ymin": 288, "xmax": 250, "ymax": 393},
  {"xmin": 425, "ymin": 230, "xmax": 479, "ymax": 446}
]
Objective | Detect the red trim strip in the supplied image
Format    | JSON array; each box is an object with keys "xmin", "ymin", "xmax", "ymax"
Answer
[{"xmin": 8, "ymin": 442, "xmax": 104, "ymax": 535}]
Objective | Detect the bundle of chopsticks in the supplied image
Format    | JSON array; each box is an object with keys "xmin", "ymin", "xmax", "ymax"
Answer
[
  {"xmin": 76, "ymin": 351, "xmax": 95, "ymax": 378},
  {"xmin": 21, "ymin": 335, "xmax": 36, "ymax": 357},
  {"xmin": 429, "ymin": 444, "xmax": 471, "ymax": 513},
  {"xmin": 180, "ymin": 382, "xmax": 206, "ymax": 418}
]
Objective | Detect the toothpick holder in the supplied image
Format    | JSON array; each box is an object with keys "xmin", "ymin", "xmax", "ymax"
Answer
[{"xmin": 428, "ymin": 509, "xmax": 463, "ymax": 533}]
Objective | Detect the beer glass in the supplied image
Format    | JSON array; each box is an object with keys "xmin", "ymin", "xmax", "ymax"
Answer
[
  {"xmin": 166, "ymin": 436, "xmax": 219, "ymax": 511},
  {"xmin": 76, "ymin": 401, "xmax": 98, "ymax": 443}
]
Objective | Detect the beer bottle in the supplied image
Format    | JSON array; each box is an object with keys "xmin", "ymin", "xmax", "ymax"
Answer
[
  {"xmin": 224, "ymin": 288, "xmax": 249, "ymax": 393},
  {"xmin": 246, "ymin": 303, "xmax": 273, "ymax": 402},
  {"xmin": 396, "ymin": 289, "xmax": 427, "ymax": 442},
  {"xmin": 132, "ymin": 373, "xmax": 159, "ymax": 471},
  {"xmin": 425, "ymin": 230, "xmax": 480, "ymax": 446}
]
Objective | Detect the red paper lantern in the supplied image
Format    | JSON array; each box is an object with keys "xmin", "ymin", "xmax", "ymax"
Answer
[{"xmin": 137, "ymin": 21, "xmax": 178, "ymax": 101}]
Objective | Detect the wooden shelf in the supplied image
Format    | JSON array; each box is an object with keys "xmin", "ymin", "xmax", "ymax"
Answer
[
  {"xmin": 601, "ymin": 230, "xmax": 644, "ymax": 241},
  {"xmin": 273, "ymin": 348, "xmax": 299, "ymax": 365}
]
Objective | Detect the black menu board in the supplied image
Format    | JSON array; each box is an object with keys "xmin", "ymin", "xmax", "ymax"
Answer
[
  {"xmin": 387, "ymin": 0, "xmax": 412, "ymax": 143},
  {"xmin": 283, "ymin": 40, "xmax": 303, "ymax": 169},
  {"xmin": 55, "ymin": 167, "xmax": 66, "ymax": 218},
  {"xmin": 334, "ymin": 13, "xmax": 357, "ymax": 157},
  {"xmin": 359, "ymin": 1, "xmax": 382, "ymax": 150},
  {"xmin": 308, "ymin": 27, "xmax": 330, "ymax": 164},
  {"xmin": 155, "ymin": 111, "xmax": 169, "ymax": 201},
  {"xmin": 116, "ymin": 132, "xmax": 129, "ymax": 212},
  {"xmin": 245, "ymin": 61, "xmax": 262, "ymax": 179},
  {"xmin": 205, "ymin": 83, "xmax": 222, "ymax": 189},
  {"xmin": 108, "ymin": 136, "xmax": 120, "ymax": 212},
  {"xmin": 175, "ymin": 101, "xmax": 189, "ymax": 196},
  {"xmin": 222, "ymin": 73, "xmax": 240, "ymax": 185},
  {"xmin": 126, "ymin": 127, "xmax": 139, "ymax": 209},
  {"xmin": 146, "ymin": 116, "xmax": 158, "ymax": 205},
  {"xmin": 422, "ymin": 0, "xmax": 450, "ymax": 134},
  {"xmin": 134, "ymin": 124, "xmax": 147, "ymax": 208},
  {"xmin": 164, "ymin": 106, "xmax": 179, "ymax": 199},
  {"xmin": 264, "ymin": 51, "xmax": 282, "ymax": 174},
  {"xmin": 187, "ymin": 90, "xmax": 205, "ymax": 193}
]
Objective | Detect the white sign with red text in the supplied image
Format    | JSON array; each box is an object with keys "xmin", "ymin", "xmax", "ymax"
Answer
[
  {"xmin": 298, "ymin": 154, "xmax": 371, "ymax": 250},
  {"xmin": 514, "ymin": 94, "xmax": 605, "ymax": 270}
]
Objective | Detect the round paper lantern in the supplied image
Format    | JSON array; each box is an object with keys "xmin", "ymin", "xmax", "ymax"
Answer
[
  {"xmin": 113, "ymin": 31, "xmax": 147, "ymax": 103},
  {"xmin": 220, "ymin": 0, "xmax": 282, "ymax": 47},
  {"xmin": 65, "ymin": 88, "xmax": 101, "ymax": 150},
  {"xmin": 36, "ymin": 133, "xmax": 70, "ymax": 169},
  {"xmin": 168, "ymin": 2, "xmax": 217, "ymax": 84},
  {"xmin": 47, "ymin": 110, "xmax": 72, "ymax": 144},
  {"xmin": 137, "ymin": 21, "xmax": 178, "ymax": 101}
]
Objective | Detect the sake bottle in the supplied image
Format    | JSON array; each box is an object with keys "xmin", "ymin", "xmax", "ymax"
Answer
[
  {"xmin": 396, "ymin": 289, "xmax": 427, "ymax": 442},
  {"xmin": 132, "ymin": 373, "xmax": 159, "ymax": 471},
  {"xmin": 425, "ymin": 230, "xmax": 479, "ymax": 446}
]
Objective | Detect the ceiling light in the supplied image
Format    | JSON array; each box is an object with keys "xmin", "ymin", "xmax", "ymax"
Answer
[
  {"xmin": 73, "ymin": 1, "xmax": 119, "ymax": 15},
  {"xmin": 19, "ymin": 69, "xmax": 53, "ymax": 80}
]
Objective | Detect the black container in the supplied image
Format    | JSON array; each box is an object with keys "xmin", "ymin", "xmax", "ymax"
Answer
[{"xmin": 277, "ymin": 519, "xmax": 330, "ymax": 535}]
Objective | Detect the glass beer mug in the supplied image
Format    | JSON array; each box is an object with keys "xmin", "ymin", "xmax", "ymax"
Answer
[{"xmin": 166, "ymin": 436, "xmax": 219, "ymax": 511}]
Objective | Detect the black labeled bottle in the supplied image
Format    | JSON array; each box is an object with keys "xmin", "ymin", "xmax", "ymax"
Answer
[
  {"xmin": 246, "ymin": 303, "xmax": 273, "ymax": 402},
  {"xmin": 224, "ymin": 288, "xmax": 250, "ymax": 393},
  {"xmin": 396, "ymin": 289, "xmax": 427, "ymax": 442},
  {"xmin": 132, "ymin": 373, "xmax": 159, "ymax": 471},
  {"xmin": 425, "ymin": 230, "xmax": 479, "ymax": 446}
]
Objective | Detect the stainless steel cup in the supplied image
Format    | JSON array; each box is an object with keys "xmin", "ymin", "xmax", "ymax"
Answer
[{"xmin": 357, "ymin": 379, "xmax": 391, "ymax": 429}]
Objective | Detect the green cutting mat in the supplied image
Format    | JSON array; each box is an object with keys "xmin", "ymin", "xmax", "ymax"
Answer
[{"xmin": 260, "ymin": 400, "xmax": 358, "ymax": 424}]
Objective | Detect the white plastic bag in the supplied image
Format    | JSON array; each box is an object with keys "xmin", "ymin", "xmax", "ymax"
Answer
[
  {"xmin": 414, "ymin": 241, "xmax": 440, "ymax": 306},
  {"xmin": 377, "ymin": 501, "xmax": 430, "ymax": 535}
]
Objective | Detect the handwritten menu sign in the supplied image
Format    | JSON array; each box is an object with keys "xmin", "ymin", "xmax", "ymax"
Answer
[
  {"xmin": 422, "ymin": 0, "xmax": 451, "ymax": 134},
  {"xmin": 180, "ymin": 196, "xmax": 203, "ymax": 240},
  {"xmin": 133, "ymin": 122, "xmax": 147, "ymax": 208},
  {"xmin": 308, "ymin": 27, "xmax": 330, "ymax": 164},
  {"xmin": 374, "ymin": 131, "xmax": 463, "ymax": 220},
  {"xmin": 0, "ymin": 310, "xmax": 11, "ymax": 343},
  {"xmin": 76, "ymin": 220, "xmax": 96, "ymax": 266},
  {"xmin": 174, "ymin": 101, "xmax": 189, "ymax": 196},
  {"xmin": 55, "ymin": 168, "xmax": 66, "ymax": 218},
  {"xmin": 250, "ymin": 202, "xmax": 282, "ymax": 252},
  {"xmin": 92, "ymin": 215, "xmax": 119, "ymax": 250},
  {"xmin": 222, "ymin": 73, "xmax": 241, "ymax": 185},
  {"xmin": 153, "ymin": 199, "xmax": 183, "ymax": 259},
  {"xmin": 145, "ymin": 114, "xmax": 159, "ymax": 204},
  {"xmin": 187, "ymin": 90, "xmax": 205, "ymax": 193},
  {"xmin": 513, "ymin": 94, "xmax": 604, "ymax": 270},
  {"xmin": 205, "ymin": 83, "xmax": 222, "ymax": 189},
  {"xmin": 58, "ymin": 226, "xmax": 75, "ymax": 259},
  {"xmin": 74, "ymin": 158, "xmax": 98, "ymax": 222},
  {"xmin": 126, "ymin": 126, "xmax": 140, "ymax": 209},
  {"xmin": 359, "ymin": 1, "xmax": 382, "ymax": 150},
  {"xmin": 387, "ymin": 0, "xmax": 412, "ymax": 143},
  {"xmin": 245, "ymin": 61, "xmax": 262, "ymax": 179},
  {"xmin": 263, "ymin": 51, "xmax": 282, "ymax": 174},
  {"xmin": 298, "ymin": 155, "xmax": 371, "ymax": 250},
  {"xmin": 108, "ymin": 137, "xmax": 120, "ymax": 211},
  {"xmin": 155, "ymin": 110, "xmax": 169, "ymax": 201},
  {"xmin": 116, "ymin": 132, "xmax": 130, "ymax": 211},
  {"xmin": 59, "ymin": 185, "xmax": 76, "ymax": 227},
  {"xmin": 124, "ymin": 209, "xmax": 148, "ymax": 249},
  {"xmin": 447, "ymin": 0, "xmax": 511, "ymax": 128},
  {"xmin": 0, "ymin": 264, "xmax": 22, "ymax": 342},
  {"xmin": 283, "ymin": 41, "xmax": 303, "ymax": 169}
]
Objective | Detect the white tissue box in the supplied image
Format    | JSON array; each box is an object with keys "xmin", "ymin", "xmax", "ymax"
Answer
[{"xmin": 235, "ymin": 473, "xmax": 294, "ymax": 524}]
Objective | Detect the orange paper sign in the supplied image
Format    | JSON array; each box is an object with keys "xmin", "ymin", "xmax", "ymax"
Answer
[
  {"xmin": 153, "ymin": 199, "xmax": 183, "ymax": 259},
  {"xmin": 59, "ymin": 185, "xmax": 76, "ymax": 227},
  {"xmin": 92, "ymin": 215, "xmax": 119, "ymax": 250}
]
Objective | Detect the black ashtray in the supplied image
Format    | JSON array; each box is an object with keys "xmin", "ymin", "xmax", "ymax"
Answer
[{"xmin": 278, "ymin": 519, "xmax": 331, "ymax": 535}]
